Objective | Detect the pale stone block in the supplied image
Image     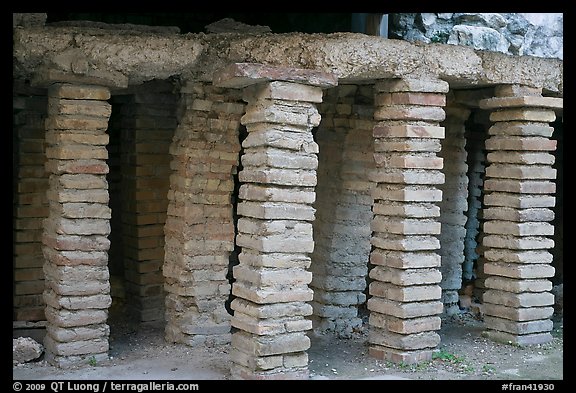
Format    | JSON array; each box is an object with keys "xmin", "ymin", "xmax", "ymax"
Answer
[
  {"xmin": 372, "ymin": 202, "xmax": 440, "ymax": 218},
  {"xmin": 370, "ymin": 250, "xmax": 441, "ymax": 268},
  {"xmin": 238, "ymin": 251, "xmax": 311, "ymax": 269},
  {"xmin": 367, "ymin": 298, "xmax": 443, "ymax": 319},
  {"xmin": 483, "ymin": 303, "xmax": 554, "ymax": 322},
  {"xmin": 369, "ymin": 282, "xmax": 441, "ymax": 302},
  {"xmin": 483, "ymin": 262, "xmax": 555, "ymax": 279},
  {"xmin": 486, "ymin": 164, "xmax": 556, "ymax": 180},
  {"xmin": 484, "ymin": 221, "xmax": 554, "ymax": 236},
  {"xmin": 487, "ymin": 123, "xmax": 554, "ymax": 137},
  {"xmin": 486, "ymin": 152, "xmax": 555, "ymax": 165},
  {"xmin": 371, "ymin": 234, "xmax": 440, "ymax": 251},
  {"xmin": 482, "ymin": 235, "xmax": 554, "ymax": 250},
  {"xmin": 369, "ymin": 266, "xmax": 442, "ymax": 286},
  {"xmin": 372, "ymin": 124, "xmax": 445, "ymax": 138},
  {"xmin": 369, "ymin": 329, "xmax": 440, "ymax": 350},
  {"xmin": 233, "ymin": 281, "xmax": 313, "ymax": 304},
  {"xmin": 371, "ymin": 217, "xmax": 440, "ymax": 235},
  {"xmin": 484, "ymin": 277, "xmax": 552, "ymax": 293},
  {"xmin": 484, "ymin": 249, "xmax": 553, "ymax": 264},
  {"xmin": 483, "ymin": 193, "xmax": 555, "ymax": 209},
  {"xmin": 239, "ymin": 184, "xmax": 316, "ymax": 204},
  {"xmin": 232, "ymin": 330, "xmax": 310, "ymax": 356},
  {"xmin": 484, "ymin": 290, "xmax": 554, "ymax": 307}
]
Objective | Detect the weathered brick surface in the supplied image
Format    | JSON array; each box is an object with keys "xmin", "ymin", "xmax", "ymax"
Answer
[
  {"xmin": 484, "ymin": 221, "xmax": 554, "ymax": 236},
  {"xmin": 483, "ymin": 330, "xmax": 553, "ymax": 346},
  {"xmin": 213, "ymin": 62, "xmax": 338, "ymax": 89},
  {"xmin": 369, "ymin": 282, "xmax": 441, "ymax": 302},
  {"xmin": 484, "ymin": 290, "xmax": 554, "ymax": 307},
  {"xmin": 484, "ymin": 277, "xmax": 552, "ymax": 293},
  {"xmin": 489, "ymin": 109, "xmax": 556, "ymax": 123},
  {"xmin": 484, "ymin": 316, "xmax": 553, "ymax": 335},
  {"xmin": 369, "ymin": 313, "xmax": 441, "ymax": 334},
  {"xmin": 484, "ymin": 262, "xmax": 555, "ymax": 279},
  {"xmin": 484, "ymin": 249, "xmax": 553, "ymax": 264},
  {"xmin": 487, "ymin": 123, "xmax": 554, "ymax": 138},
  {"xmin": 484, "ymin": 193, "xmax": 555, "ymax": 209},
  {"xmin": 484, "ymin": 180, "xmax": 555, "ymax": 194},
  {"xmin": 368, "ymin": 346, "xmax": 434, "ymax": 364},
  {"xmin": 483, "ymin": 303, "xmax": 554, "ymax": 322}
]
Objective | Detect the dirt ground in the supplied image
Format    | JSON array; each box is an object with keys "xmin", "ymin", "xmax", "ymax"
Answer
[{"xmin": 13, "ymin": 309, "xmax": 563, "ymax": 383}]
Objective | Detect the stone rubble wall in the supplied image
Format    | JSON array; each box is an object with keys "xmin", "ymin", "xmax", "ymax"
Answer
[{"xmin": 389, "ymin": 13, "xmax": 563, "ymax": 60}]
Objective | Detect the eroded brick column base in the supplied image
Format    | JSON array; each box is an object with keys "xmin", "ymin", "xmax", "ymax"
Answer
[
  {"xmin": 368, "ymin": 78, "xmax": 447, "ymax": 364},
  {"xmin": 163, "ymin": 81, "xmax": 244, "ymax": 346},
  {"xmin": 311, "ymin": 85, "xmax": 375, "ymax": 337},
  {"xmin": 41, "ymin": 83, "xmax": 112, "ymax": 367},
  {"xmin": 479, "ymin": 85, "xmax": 562, "ymax": 345},
  {"xmin": 214, "ymin": 63, "xmax": 337, "ymax": 380}
]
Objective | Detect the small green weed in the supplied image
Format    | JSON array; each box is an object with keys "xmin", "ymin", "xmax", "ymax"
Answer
[
  {"xmin": 482, "ymin": 364, "xmax": 496, "ymax": 373},
  {"xmin": 88, "ymin": 356, "xmax": 97, "ymax": 366},
  {"xmin": 432, "ymin": 349, "xmax": 461, "ymax": 363}
]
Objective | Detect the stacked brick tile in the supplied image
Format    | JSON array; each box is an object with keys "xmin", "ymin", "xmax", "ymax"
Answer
[
  {"xmin": 214, "ymin": 63, "xmax": 337, "ymax": 379},
  {"xmin": 479, "ymin": 85, "xmax": 562, "ymax": 345},
  {"xmin": 163, "ymin": 81, "xmax": 244, "ymax": 346},
  {"xmin": 463, "ymin": 116, "xmax": 488, "ymax": 291},
  {"xmin": 368, "ymin": 78, "xmax": 447, "ymax": 363},
  {"xmin": 311, "ymin": 85, "xmax": 375, "ymax": 337},
  {"xmin": 41, "ymin": 83, "xmax": 113, "ymax": 367},
  {"xmin": 438, "ymin": 101, "xmax": 470, "ymax": 314}
]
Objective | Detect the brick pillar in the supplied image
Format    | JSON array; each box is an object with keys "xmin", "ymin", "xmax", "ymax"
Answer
[
  {"xmin": 368, "ymin": 78, "xmax": 447, "ymax": 364},
  {"xmin": 117, "ymin": 86, "xmax": 177, "ymax": 322},
  {"xmin": 163, "ymin": 81, "xmax": 244, "ymax": 346},
  {"xmin": 438, "ymin": 100, "xmax": 471, "ymax": 315},
  {"xmin": 311, "ymin": 85, "xmax": 375, "ymax": 337},
  {"xmin": 463, "ymin": 114, "xmax": 488, "ymax": 289},
  {"xmin": 479, "ymin": 85, "xmax": 563, "ymax": 345},
  {"xmin": 213, "ymin": 63, "xmax": 337, "ymax": 380},
  {"xmin": 13, "ymin": 81, "xmax": 49, "ymax": 322},
  {"xmin": 41, "ymin": 83, "xmax": 112, "ymax": 367}
]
